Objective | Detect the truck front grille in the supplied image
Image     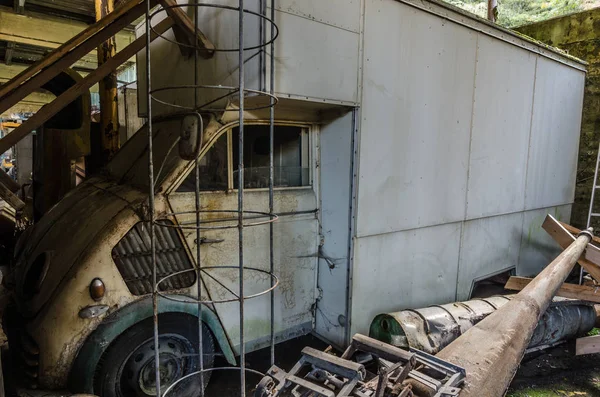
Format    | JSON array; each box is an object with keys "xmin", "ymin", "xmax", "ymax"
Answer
[{"xmin": 111, "ymin": 221, "xmax": 196, "ymax": 295}]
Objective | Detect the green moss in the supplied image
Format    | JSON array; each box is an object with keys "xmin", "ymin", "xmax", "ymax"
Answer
[{"xmin": 508, "ymin": 387, "xmax": 592, "ymax": 396}]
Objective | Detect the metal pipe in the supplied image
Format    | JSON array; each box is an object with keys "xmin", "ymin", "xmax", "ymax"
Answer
[
  {"xmin": 145, "ymin": 0, "xmax": 160, "ymax": 394},
  {"xmin": 370, "ymin": 296, "xmax": 597, "ymax": 354},
  {"xmin": 238, "ymin": 1, "xmax": 246, "ymax": 395},
  {"xmin": 268, "ymin": 0, "xmax": 276, "ymax": 367},
  {"xmin": 434, "ymin": 228, "xmax": 593, "ymax": 397}
]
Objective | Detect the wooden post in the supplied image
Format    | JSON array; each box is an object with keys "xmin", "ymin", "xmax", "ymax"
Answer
[
  {"xmin": 95, "ymin": 0, "xmax": 120, "ymax": 161},
  {"xmin": 488, "ymin": 0, "xmax": 498, "ymax": 22}
]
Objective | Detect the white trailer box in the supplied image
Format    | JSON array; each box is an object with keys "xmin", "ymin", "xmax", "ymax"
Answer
[{"xmin": 138, "ymin": 0, "xmax": 586, "ymax": 348}]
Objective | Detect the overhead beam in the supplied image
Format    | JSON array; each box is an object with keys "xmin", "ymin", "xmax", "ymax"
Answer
[
  {"xmin": 0, "ymin": 6, "xmax": 135, "ymax": 68},
  {"xmin": 0, "ymin": 0, "xmax": 147, "ymax": 116},
  {"xmin": 0, "ymin": 17, "xmax": 175, "ymax": 156}
]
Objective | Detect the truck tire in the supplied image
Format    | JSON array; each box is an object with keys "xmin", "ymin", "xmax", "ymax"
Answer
[{"xmin": 94, "ymin": 313, "xmax": 214, "ymax": 397}]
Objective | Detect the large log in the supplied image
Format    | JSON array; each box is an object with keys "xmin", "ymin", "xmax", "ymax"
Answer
[{"xmin": 434, "ymin": 215, "xmax": 592, "ymax": 397}]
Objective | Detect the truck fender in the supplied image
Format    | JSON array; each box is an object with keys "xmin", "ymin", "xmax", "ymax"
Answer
[{"xmin": 69, "ymin": 295, "xmax": 235, "ymax": 393}]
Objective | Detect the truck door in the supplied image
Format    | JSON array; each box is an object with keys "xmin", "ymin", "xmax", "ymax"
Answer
[{"xmin": 167, "ymin": 123, "xmax": 319, "ymax": 354}]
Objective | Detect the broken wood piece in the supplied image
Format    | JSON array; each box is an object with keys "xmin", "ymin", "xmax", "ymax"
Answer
[
  {"xmin": 576, "ymin": 335, "xmax": 600, "ymax": 355},
  {"xmin": 0, "ymin": 169, "xmax": 19, "ymax": 193},
  {"xmin": 0, "ymin": 17, "xmax": 175, "ymax": 156},
  {"xmin": 505, "ymin": 276, "xmax": 600, "ymax": 303},
  {"xmin": 0, "ymin": 0, "xmax": 153, "ymax": 116},
  {"xmin": 158, "ymin": 0, "xmax": 215, "ymax": 58},
  {"xmin": 542, "ymin": 215, "xmax": 600, "ymax": 283},
  {"xmin": 0, "ymin": 179, "xmax": 24, "ymax": 211}
]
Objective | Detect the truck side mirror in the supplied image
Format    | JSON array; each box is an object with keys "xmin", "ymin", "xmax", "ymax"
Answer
[{"xmin": 179, "ymin": 113, "xmax": 203, "ymax": 160}]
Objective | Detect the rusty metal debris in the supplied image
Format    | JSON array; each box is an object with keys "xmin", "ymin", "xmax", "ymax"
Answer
[
  {"xmin": 370, "ymin": 296, "xmax": 597, "ymax": 354},
  {"xmin": 254, "ymin": 334, "xmax": 464, "ymax": 397}
]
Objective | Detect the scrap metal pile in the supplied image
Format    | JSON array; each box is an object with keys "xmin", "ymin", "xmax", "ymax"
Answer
[{"xmin": 255, "ymin": 334, "xmax": 464, "ymax": 397}]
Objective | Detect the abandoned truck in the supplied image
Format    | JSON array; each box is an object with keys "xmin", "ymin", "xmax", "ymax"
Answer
[{"xmin": 5, "ymin": 0, "xmax": 586, "ymax": 395}]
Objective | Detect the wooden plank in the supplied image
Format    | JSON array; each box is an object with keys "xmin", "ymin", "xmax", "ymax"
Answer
[
  {"xmin": 0, "ymin": 0, "xmax": 146, "ymax": 114},
  {"xmin": 505, "ymin": 276, "xmax": 600, "ymax": 303},
  {"xmin": 561, "ymin": 221, "xmax": 600, "ymax": 247},
  {"xmin": 158, "ymin": 0, "xmax": 215, "ymax": 57},
  {"xmin": 542, "ymin": 215, "xmax": 600, "ymax": 283},
  {"xmin": 0, "ymin": 17, "xmax": 175, "ymax": 156},
  {"xmin": 0, "ymin": 178, "xmax": 24, "ymax": 210},
  {"xmin": 0, "ymin": 168, "xmax": 19, "ymax": 193},
  {"xmin": 576, "ymin": 335, "xmax": 600, "ymax": 356}
]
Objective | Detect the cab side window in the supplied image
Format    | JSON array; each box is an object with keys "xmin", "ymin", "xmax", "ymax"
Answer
[
  {"xmin": 177, "ymin": 134, "xmax": 228, "ymax": 192},
  {"xmin": 233, "ymin": 125, "xmax": 309, "ymax": 189}
]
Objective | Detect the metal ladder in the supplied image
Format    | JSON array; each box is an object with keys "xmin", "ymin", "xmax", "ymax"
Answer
[{"xmin": 583, "ymin": 141, "xmax": 600, "ymax": 283}]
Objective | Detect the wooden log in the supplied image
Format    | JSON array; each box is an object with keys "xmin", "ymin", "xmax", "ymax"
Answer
[
  {"xmin": 576, "ymin": 335, "xmax": 600, "ymax": 356},
  {"xmin": 0, "ymin": 0, "xmax": 151, "ymax": 116},
  {"xmin": 542, "ymin": 216, "xmax": 600, "ymax": 283},
  {"xmin": 505, "ymin": 276, "xmax": 600, "ymax": 303},
  {"xmin": 0, "ymin": 17, "xmax": 175, "ymax": 156}
]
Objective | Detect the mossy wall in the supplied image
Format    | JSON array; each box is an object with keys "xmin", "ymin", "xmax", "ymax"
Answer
[{"xmin": 517, "ymin": 10, "xmax": 600, "ymax": 229}]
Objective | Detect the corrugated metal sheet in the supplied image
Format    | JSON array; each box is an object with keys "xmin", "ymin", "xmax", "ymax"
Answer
[{"xmin": 275, "ymin": 0, "xmax": 361, "ymax": 32}]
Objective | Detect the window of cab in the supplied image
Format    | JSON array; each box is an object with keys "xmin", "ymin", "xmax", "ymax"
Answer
[{"xmin": 177, "ymin": 124, "xmax": 311, "ymax": 192}]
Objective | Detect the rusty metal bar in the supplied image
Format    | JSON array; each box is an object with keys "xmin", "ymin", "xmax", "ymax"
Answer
[
  {"xmin": 434, "ymin": 223, "xmax": 593, "ymax": 397},
  {"xmin": 95, "ymin": 0, "xmax": 120, "ymax": 160}
]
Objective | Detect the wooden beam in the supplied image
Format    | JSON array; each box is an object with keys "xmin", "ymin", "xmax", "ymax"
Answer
[
  {"xmin": 0, "ymin": 168, "xmax": 19, "ymax": 193},
  {"xmin": 95, "ymin": 0, "xmax": 120, "ymax": 159},
  {"xmin": 158, "ymin": 0, "xmax": 215, "ymax": 57},
  {"xmin": 0, "ymin": 17, "xmax": 174, "ymax": 156},
  {"xmin": 542, "ymin": 215, "xmax": 600, "ymax": 283},
  {"xmin": 0, "ymin": 178, "xmax": 24, "ymax": 210},
  {"xmin": 0, "ymin": 0, "xmax": 147, "ymax": 116},
  {"xmin": 576, "ymin": 335, "xmax": 600, "ymax": 355},
  {"xmin": 4, "ymin": 42, "xmax": 14, "ymax": 65},
  {"xmin": 505, "ymin": 276, "xmax": 600, "ymax": 303},
  {"xmin": 0, "ymin": 6, "xmax": 133, "ymax": 65}
]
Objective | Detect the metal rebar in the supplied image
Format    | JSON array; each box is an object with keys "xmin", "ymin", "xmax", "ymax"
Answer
[
  {"xmin": 145, "ymin": 0, "xmax": 160, "ymax": 395},
  {"xmin": 238, "ymin": 1, "xmax": 246, "ymax": 395},
  {"xmin": 268, "ymin": 0, "xmax": 276, "ymax": 367},
  {"xmin": 192, "ymin": 2, "xmax": 205, "ymax": 395}
]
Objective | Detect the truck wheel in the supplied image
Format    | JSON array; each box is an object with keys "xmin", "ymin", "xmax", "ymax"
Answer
[{"xmin": 94, "ymin": 313, "xmax": 214, "ymax": 397}]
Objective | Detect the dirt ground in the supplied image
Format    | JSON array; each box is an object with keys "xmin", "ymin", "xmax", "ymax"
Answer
[
  {"xmin": 204, "ymin": 335, "xmax": 600, "ymax": 397},
  {"xmin": 8, "ymin": 334, "xmax": 600, "ymax": 396}
]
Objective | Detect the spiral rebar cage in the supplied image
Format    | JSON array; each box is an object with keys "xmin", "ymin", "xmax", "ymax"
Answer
[{"xmin": 144, "ymin": 1, "xmax": 279, "ymax": 396}]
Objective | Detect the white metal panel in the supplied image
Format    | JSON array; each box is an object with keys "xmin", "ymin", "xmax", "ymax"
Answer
[
  {"xmin": 457, "ymin": 212, "xmax": 524, "ymax": 301},
  {"xmin": 525, "ymin": 58, "xmax": 585, "ymax": 210},
  {"xmin": 274, "ymin": 0, "xmax": 361, "ymax": 32},
  {"xmin": 356, "ymin": 0, "xmax": 477, "ymax": 237},
  {"xmin": 350, "ymin": 222, "xmax": 462, "ymax": 336},
  {"xmin": 466, "ymin": 36, "xmax": 536, "ymax": 219},
  {"xmin": 272, "ymin": 10, "xmax": 360, "ymax": 104},
  {"xmin": 316, "ymin": 112, "xmax": 354, "ymax": 347},
  {"xmin": 518, "ymin": 205, "xmax": 572, "ymax": 276},
  {"xmin": 137, "ymin": 1, "xmax": 263, "ymax": 117}
]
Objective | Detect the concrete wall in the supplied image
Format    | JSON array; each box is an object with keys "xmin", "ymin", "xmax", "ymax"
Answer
[{"xmin": 517, "ymin": 9, "xmax": 600, "ymax": 229}]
